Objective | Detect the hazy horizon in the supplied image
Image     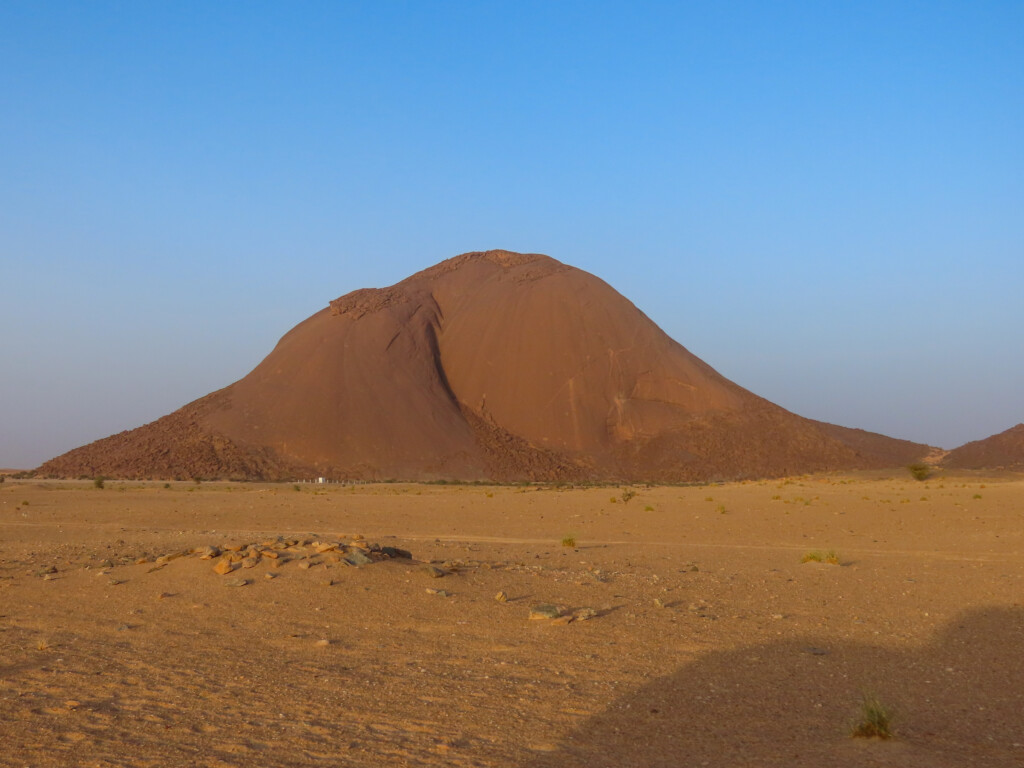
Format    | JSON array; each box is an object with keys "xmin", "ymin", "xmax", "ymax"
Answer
[{"xmin": 3, "ymin": 2, "xmax": 1021, "ymax": 468}]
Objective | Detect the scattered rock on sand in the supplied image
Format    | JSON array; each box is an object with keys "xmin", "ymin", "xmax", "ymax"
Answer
[
  {"xmin": 155, "ymin": 551, "xmax": 187, "ymax": 566},
  {"xmin": 494, "ymin": 590, "xmax": 508, "ymax": 603},
  {"xmin": 344, "ymin": 549, "xmax": 373, "ymax": 567},
  {"xmin": 225, "ymin": 578, "xmax": 250, "ymax": 588},
  {"xmin": 187, "ymin": 535, "xmax": 414, "ymax": 579},
  {"xmin": 422, "ymin": 565, "xmax": 447, "ymax": 578}
]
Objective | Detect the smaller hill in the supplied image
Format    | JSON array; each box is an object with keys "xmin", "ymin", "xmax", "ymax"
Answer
[{"xmin": 943, "ymin": 424, "xmax": 1024, "ymax": 470}]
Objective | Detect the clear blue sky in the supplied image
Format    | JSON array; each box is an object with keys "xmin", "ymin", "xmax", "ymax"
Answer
[{"xmin": 2, "ymin": 1, "xmax": 1022, "ymax": 468}]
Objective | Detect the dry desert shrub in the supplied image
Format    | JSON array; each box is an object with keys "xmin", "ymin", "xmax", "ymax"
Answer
[
  {"xmin": 801, "ymin": 550, "xmax": 840, "ymax": 565},
  {"xmin": 907, "ymin": 462, "xmax": 930, "ymax": 481}
]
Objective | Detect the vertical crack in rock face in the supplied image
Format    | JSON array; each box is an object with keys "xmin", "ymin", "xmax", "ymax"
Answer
[{"xmin": 37, "ymin": 250, "xmax": 933, "ymax": 481}]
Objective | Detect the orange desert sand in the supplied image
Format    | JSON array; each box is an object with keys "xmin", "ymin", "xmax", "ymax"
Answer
[{"xmin": 2, "ymin": 473, "xmax": 1022, "ymax": 767}]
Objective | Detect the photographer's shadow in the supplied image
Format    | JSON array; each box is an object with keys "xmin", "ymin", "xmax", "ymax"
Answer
[{"xmin": 524, "ymin": 606, "xmax": 1024, "ymax": 768}]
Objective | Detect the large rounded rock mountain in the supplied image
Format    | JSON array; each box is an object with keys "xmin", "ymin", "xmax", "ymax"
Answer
[{"xmin": 39, "ymin": 250, "xmax": 929, "ymax": 481}]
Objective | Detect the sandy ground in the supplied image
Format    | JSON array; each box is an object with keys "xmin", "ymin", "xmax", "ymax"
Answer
[{"xmin": 1, "ymin": 473, "xmax": 1022, "ymax": 767}]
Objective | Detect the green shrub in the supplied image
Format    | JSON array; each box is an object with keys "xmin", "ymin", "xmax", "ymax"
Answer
[
  {"xmin": 93, "ymin": 477, "xmax": 105, "ymax": 489},
  {"xmin": 907, "ymin": 463, "xmax": 930, "ymax": 481}
]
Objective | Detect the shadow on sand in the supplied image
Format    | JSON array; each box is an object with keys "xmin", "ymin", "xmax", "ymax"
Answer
[{"xmin": 523, "ymin": 606, "xmax": 1024, "ymax": 768}]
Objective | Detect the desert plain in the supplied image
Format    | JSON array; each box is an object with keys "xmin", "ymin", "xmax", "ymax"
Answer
[{"xmin": 1, "ymin": 472, "xmax": 1022, "ymax": 767}]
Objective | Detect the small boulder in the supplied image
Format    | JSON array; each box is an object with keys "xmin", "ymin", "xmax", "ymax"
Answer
[{"xmin": 345, "ymin": 549, "xmax": 374, "ymax": 567}]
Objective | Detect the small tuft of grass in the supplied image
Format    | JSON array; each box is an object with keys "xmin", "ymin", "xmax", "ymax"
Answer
[
  {"xmin": 851, "ymin": 694, "xmax": 894, "ymax": 739},
  {"xmin": 561, "ymin": 535, "xmax": 577, "ymax": 548},
  {"xmin": 643, "ymin": 505, "xmax": 654, "ymax": 512},
  {"xmin": 620, "ymin": 488, "xmax": 636, "ymax": 504},
  {"xmin": 802, "ymin": 550, "xmax": 840, "ymax": 565},
  {"xmin": 972, "ymin": 493, "xmax": 982, "ymax": 500},
  {"xmin": 93, "ymin": 476, "xmax": 105, "ymax": 489},
  {"xmin": 293, "ymin": 484, "xmax": 301, "ymax": 492},
  {"xmin": 716, "ymin": 504, "xmax": 727, "ymax": 514}
]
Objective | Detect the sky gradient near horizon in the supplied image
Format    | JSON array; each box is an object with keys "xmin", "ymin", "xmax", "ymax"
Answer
[{"xmin": 2, "ymin": 1, "xmax": 1022, "ymax": 468}]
